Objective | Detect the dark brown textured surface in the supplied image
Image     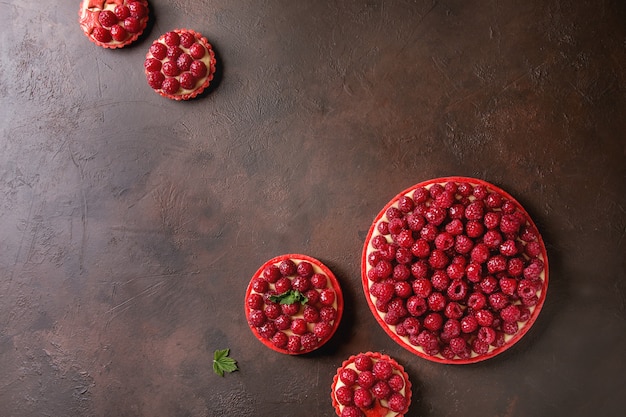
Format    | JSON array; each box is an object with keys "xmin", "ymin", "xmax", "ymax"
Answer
[{"xmin": 1, "ymin": 1, "xmax": 625, "ymax": 416}]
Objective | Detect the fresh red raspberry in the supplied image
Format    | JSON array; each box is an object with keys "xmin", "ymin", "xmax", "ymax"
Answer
[
  {"xmin": 386, "ymin": 206, "xmax": 403, "ymax": 220},
  {"xmin": 263, "ymin": 265, "xmax": 281, "ymax": 283},
  {"xmin": 446, "ymin": 262, "xmax": 465, "ymax": 280},
  {"xmin": 110, "ymin": 24, "xmax": 127, "ymax": 41},
  {"xmin": 522, "ymin": 295, "xmax": 539, "ymax": 307},
  {"xmin": 388, "ymin": 374, "xmax": 405, "ymax": 392},
  {"xmin": 487, "ymin": 255, "xmax": 507, "ymax": 274},
  {"xmin": 472, "ymin": 185, "xmax": 488, "ymax": 200},
  {"xmin": 190, "ymin": 60, "xmax": 208, "ymax": 78},
  {"xmin": 292, "ymin": 276, "xmax": 311, "ymax": 292},
  {"xmin": 149, "ymin": 42, "xmax": 167, "ymax": 60},
  {"xmin": 251, "ymin": 277, "xmax": 268, "ymax": 293},
  {"xmin": 392, "ymin": 264, "xmax": 411, "ymax": 281},
  {"xmin": 313, "ymin": 321, "xmax": 332, "ymax": 339},
  {"xmin": 500, "ymin": 214, "xmax": 521, "ymax": 234},
  {"xmin": 499, "ymin": 276, "xmax": 518, "ymax": 295},
  {"xmin": 477, "ymin": 326, "xmax": 497, "ymax": 344},
  {"xmin": 443, "ymin": 318, "xmax": 461, "ymax": 338},
  {"xmin": 461, "ymin": 315, "xmax": 478, "ymax": 333},
  {"xmin": 444, "ymin": 301, "xmax": 463, "ymax": 319},
  {"xmin": 319, "ymin": 306, "xmax": 337, "ymax": 322},
  {"xmin": 523, "ymin": 259, "xmax": 544, "ymax": 280},
  {"xmin": 388, "ymin": 217, "xmax": 405, "ymax": 235},
  {"xmin": 339, "ymin": 368, "xmax": 358, "ymax": 385},
  {"xmin": 434, "ymin": 190, "xmax": 455, "ymax": 208},
  {"xmin": 448, "ymin": 203, "xmax": 465, "ymax": 219},
  {"xmin": 128, "ymin": 1, "xmax": 148, "ymax": 18},
  {"xmin": 320, "ymin": 288, "xmax": 337, "ymax": 306},
  {"xmin": 304, "ymin": 289, "xmax": 319, "ymax": 305},
  {"xmin": 472, "ymin": 339, "xmax": 490, "ymax": 355},
  {"xmin": 394, "ymin": 281, "xmax": 412, "ymax": 298},
  {"xmin": 402, "ymin": 316, "xmax": 421, "ymax": 335},
  {"xmin": 114, "ymin": 5, "xmax": 131, "ymax": 20},
  {"xmin": 373, "ymin": 360, "xmax": 394, "ymax": 380},
  {"xmin": 471, "ymin": 243, "xmax": 490, "ymax": 264},
  {"xmin": 406, "ymin": 296, "xmax": 427, "ymax": 316},
  {"xmin": 446, "ymin": 279, "xmax": 468, "ymax": 301},
  {"xmin": 420, "ymin": 223, "xmax": 438, "ymax": 241},
  {"xmin": 177, "ymin": 31, "xmax": 195, "ymax": 48},
  {"xmin": 335, "ymin": 386, "xmax": 354, "ymax": 406},
  {"xmin": 466, "ymin": 220, "xmax": 485, "ymax": 238},
  {"xmin": 427, "ymin": 292, "xmax": 446, "ymax": 311},
  {"xmin": 423, "ymin": 312, "xmax": 443, "ymax": 331},
  {"xmin": 146, "ymin": 71, "xmax": 165, "ymax": 89},
  {"xmin": 98, "ymin": 10, "xmax": 118, "ymax": 27},
  {"xmin": 507, "ymin": 257, "xmax": 524, "ymax": 277},
  {"xmin": 449, "ymin": 336, "xmax": 468, "ymax": 354},
  {"xmin": 425, "ymin": 206, "xmax": 447, "ymax": 226},
  {"xmin": 290, "ymin": 318, "xmax": 308, "ymax": 335},
  {"xmin": 162, "ymin": 61, "xmax": 180, "ymax": 77},
  {"xmin": 465, "ymin": 201, "xmax": 485, "ymax": 220},
  {"xmin": 287, "ymin": 335, "xmax": 301, "ymax": 352},
  {"xmin": 485, "ymin": 192, "xmax": 503, "ymax": 208},
  {"xmin": 445, "ymin": 218, "xmax": 464, "ymax": 235},
  {"xmin": 372, "ymin": 380, "xmax": 392, "ymax": 400},
  {"xmin": 303, "ymin": 305, "xmax": 320, "ymax": 323},
  {"xmin": 517, "ymin": 279, "xmax": 538, "ymax": 299},
  {"xmin": 378, "ymin": 221, "xmax": 390, "ymax": 235},
  {"xmin": 467, "ymin": 292, "xmax": 487, "ymax": 310},
  {"xmin": 264, "ymin": 303, "xmax": 281, "ymax": 320},
  {"xmin": 92, "ymin": 27, "xmax": 112, "ymax": 43},
  {"xmin": 247, "ymin": 293, "xmax": 264, "ymax": 310},
  {"xmin": 371, "ymin": 235, "xmax": 387, "ymax": 250},
  {"xmin": 357, "ymin": 370, "xmax": 375, "ymax": 388},
  {"xmin": 499, "ymin": 239, "xmax": 518, "ymax": 257},
  {"xmin": 395, "ymin": 247, "xmax": 413, "ymax": 264},
  {"xmin": 410, "ymin": 239, "xmax": 430, "ymax": 258},
  {"xmin": 248, "ymin": 309, "xmax": 266, "ymax": 327},
  {"xmin": 410, "ymin": 260, "xmax": 429, "ymax": 279},
  {"xmin": 465, "ymin": 262, "xmax": 482, "ymax": 282},
  {"xmin": 488, "ymin": 292, "xmax": 508, "ymax": 310},
  {"xmin": 161, "ymin": 77, "xmax": 180, "ymax": 95},
  {"xmin": 354, "ymin": 354, "xmax": 373, "ymax": 371},
  {"xmin": 257, "ymin": 321, "xmax": 277, "ymax": 339},
  {"xmin": 167, "ymin": 45, "xmax": 183, "ymax": 61},
  {"xmin": 518, "ymin": 305, "xmax": 531, "ymax": 322},
  {"xmin": 274, "ymin": 314, "xmax": 291, "ymax": 330},
  {"xmin": 353, "ymin": 388, "xmax": 373, "ymax": 408},
  {"xmin": 416, "ymin": 330, "xmax": 440, "ymax": 352},
  {"xmin": 429, "ymin": 249, "xmax": 449, "ymax": 269},
  {"xmin": 274, "ymin": 277, "xmax": 291, "ymax": 294},
  {"xmin": 520, "ymin": 225, "xmax": 538, "ymax": 241},
  {"xmin": 434, "ymin": 232, "xmax": 454, "ymax": 251},
  {"xmin": 431, "ymin": 270, "xmax": 450, "ymax": 291},
  {"xmin": 124, "ymin": 16, "xmax": 141, "ymax": 33},
  {"xmin": 388, "ymin": 393, "xmax": 408, "ymax": 412},
  {"xmin": 340, "ymin": 406, "xmax": 362, "ymax": 417},
  {"xmin": 500, "ymin": 304, "xmax": 521, "ymax": 322},
  {"xmin": 300, "ymin": 333, "xmax": 318, "ymax": 350},
  {"xmin": 393, "ymin": 229, "xmax": 414, "ymax": 248},
  {"xmin": 310, "ymin": 273, "xmax": 327, "ymax": 289},
  {"xmin": 176, "ymin": 53, "xmax": 193, "ymax": 72},
  {"xmin": 525, "ymin": 241, "xmax": 542, "ymax": 258},
  {"xmin": 454, "ymin": 234, "xmax": 474, "ymax": 254},
  {"xmin": 387, "ymin": 298, "xmax": 408, "ymax": 318},
  {"xmin": 406, "ymin": 212, "xmax": 426, "ymax": 231},
  {"xmin": 475, "ymin": 309, "xmax": 494, "ymax": 327},
  {"xmin": 503, "ymin": 320, "xmax": 519, "ymax": 335},
  {"xmin": 281, "ymin": 302, "xmax": 300, "ymax": 316},
  {"xmin": 271, "ymin": 331, "xmax": 288, "ymax": 349},
  {"xmin": 164, "ymin": 31, "xmax": 180, "ymax": 46},
  {"xmin": 479, "ymin": 275, "xmax": 499, "ymax": 294},
  {"xmin": 412, "ymin": 186, "xmax": 429, "ymax": 203},
  {"xmin": 457, "ymin": 182, "xmax": 473, "ymax": 197},
  {"xmin": 375, "ymin": 259, "xmax": 392, "ymax": 280},
  {"xmin": 483, "ymin": 230, "xmax": 503, "ymax": 249},
  {"xmin": 483, "ymin": 211, "xmax": 501, "ymax": 229},
  {"xmin": 398, "ymin": 195, "xmax": 415, "ymax": 213}
]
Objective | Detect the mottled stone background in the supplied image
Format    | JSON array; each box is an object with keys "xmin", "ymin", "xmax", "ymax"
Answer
[{"xmin": 1, "ymin": 1, "xmax": 624, "ymax": 416}]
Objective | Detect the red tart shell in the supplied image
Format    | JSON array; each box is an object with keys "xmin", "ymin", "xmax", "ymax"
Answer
[
  {"xmin": 144, "ymin": 29, "xmax": 217, "ymax": 101},
  {"xmin": 362, "ymin": 176, "xmax": 549, "ymax": 364},
  {"xmin": 245, "ymin": 254, "xmax": 344, "ymax": 355},
  {"xmin": 331, "ymin": 352, "xmax": 412, "ymax": 417},
  {"xmin": 79, "ymin": 0, "xmax": 149, "ymax": 49}
]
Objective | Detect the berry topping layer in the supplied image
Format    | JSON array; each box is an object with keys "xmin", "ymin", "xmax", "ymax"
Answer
[
  {"xmin": 144, "ymin": 29, "xmax": 216, "ymax": 100},
  {"xmin": 79, "ymin": 0, "xmax": 149, "ymax": 49},
  {"xmin": 245, "ymin": 254, "xmax": 344, "ymax": 355},
  {"xmin": 362, "ymin": 177, "xmax": 549, "ymax": 364},
  {"xmin": 331, "ymin": 352, "xmax": 412, "ymax": 417}
]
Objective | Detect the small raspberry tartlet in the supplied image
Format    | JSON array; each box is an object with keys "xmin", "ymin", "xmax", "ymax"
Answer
[
  {"xmin": 79, "ymin": 0, "xmax": 149, "ymax": 49},
  {"xmin": 331, "ymin": 352, "xmax": 412, "ymax": 417},
  {"xmin": 362, "ymin": 177, "xmax": 549, "ymax": 364},
  {"xmin": 144, "ymin": 29, "xmax": 216, "ymax": 100},
  {"xmin": 245, "ymin": 254, "xmax": 344, "ymax": 355}
]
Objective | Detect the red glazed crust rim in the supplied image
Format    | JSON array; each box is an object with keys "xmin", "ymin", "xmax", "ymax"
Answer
[
  {"xmin": 361, "ymin": 176, "xmax": 549, "ymax": 364},
  {"xmin": 146, "ymin": 29, "xmax": 217, "ymax": 101},
  {"xmin": 331, "ymin": 351, "xmax": 412, "ymax": 417},
  {"xmin": 78, "ymin": 0, "xmax": 149, "ymax": 49},
  {"xmin": 245, "ymin": 254, "xmax": 344, "ymax": 355}
]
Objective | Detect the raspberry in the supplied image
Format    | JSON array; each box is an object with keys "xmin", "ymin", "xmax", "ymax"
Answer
[
  {"xmin": 300, "ymin": 333, "xmax": 318, "ymax": 351},
  {"xmin": 461, "ymin": 315, "xmax": 478, "ymax": 333},
  {"xmin": 448, "ymin": 203, "xmax": 465, "ymax": 219},
  {"xmin": 499, "ymin": 276, "xmax": 517, "ymax": 295},
  {"xmin": 413, "ymin": 187, "xmax": 429, "ymax": 203},
  {"xmin": 388, "ymin": 393, "xmax": 408, "ymax": 412},
  {"xmin": 454, "ymin": 234, "xmax": 474, "ymax": 254},
  {"xmin": 465, "ymin": 201, "xmax": 485, "ymax": 220},
  {"xmin": 394, "ymin": 281, "xmax": 412, "ymax": 298},
  {"xmin": 416, "ymin": 330, "xmax": 440, "ymax": 352},
  {"xmin": 444, "ymin": 301, "xmax": 463, "ymax": 319},
  {"xmin": 484, "ymin": 211, "xmax": 501, "ymax": 229},
  {"xmin": 263, "ymin": 265, "xmax": 281, "ymax": 283},
  {"xmin": 335, "ymin": 386, "xmax": 354, "ymax": 406},
  {"xmin": 406, "ymin": 212, "xmax": 426, "ymax": 231},
  {"xmin": 146, "ymin": 71, "xmax": 164, "ymax": 89},
  {"xmin": 247, "ymin": 293, "xmax": 264, "ymax": 310},
  {"xmin": 443, "ymin": 318, "xmax": 461, "ymax": 338},
  {"xmin": 287, "ymin": 335, "xmax": 301, "ymax": 352},
  {"xmin": 357, "ymin": 370, "xmax": 375, "ymax": 389},
  {"xmin": 373, "ymin": 281, "xmax": 394, "ymax": 304},
  {"xmin": 431, "ymin": 270, "xmax": 450, "ymax": 291},
  {"xmin": 274, "ymin": 277, "xmax": 291, "ymax": 294},
  {"xmin": 388, "ymin": 374, "xmax": 405, "ymax": 392},
  {"xmin": 190, "ymin": 60, "xmax": 208, "ymax": 78},
  {"xmin": 188, "ymin": 42, "xmax": 206, "ymax": 59},
  {"xmin": 150, "ymin": 42, "xmax": 167, "ymax": 60},
  {"xmin": 271, "ymin": 331, "xmax": 288, "ymax": 349},
  {"xmin": 313, "ymin": 321, "xmax": 332, "ymax": 339},
  {"xmin": 378, "ymin": 221, "xmax": 389, "ymax": 235},
  {"xmin": 354, "ymin": 354, "xmax": 373, "ymax": 371},
  {"xmin": 114, "ymin": 5, "xmax": 131, "ymax": 20},
  {"xmin": 434, "ymin": 190, "xmax": 455, "ymax": 208},
  {"xmin": 164, "ymin": 31, "xmax": 180, "ymax": 46},
  {"xmin": 429, "ymin": 183, "xmax": 444, "ymax": 198},
  {"xmin": 402, "ymin": 316, "xmax": 421, "ymax": 335},
  {"xmin": 471, "ymin": 243, "xmax": 490, "ymax": 264},
  {"xmin": 445, "ymin": 218, "xmax": 464, "ymax": 235},
  {"xmin": 274, "ymin": 314, "xmax": 291, "ymax": 330},
  {"xmin": 92, "ymin": 27, "xmax": 112, "ymax": 43},
  {"xmin": 525, "ymin": 241, "xmax": 542, "ymax": 257},
  {"xmin": 319, "ymin": 306, "xmax": 337, "ymax": 322},
  {"xmin": 340, "ymin": 406, "xmax": 362, "ymax": 417},
  {"xmin": 257, "ymin": 321, "xmax": 277, "ymax": 339},
  {"xmin": 477, "ymin": 326, "xmax": 496, "ymax": 344},
  {"xmin": 128, "ymin": 1, "xmax": 148, "ymax": 18},
  {"xmin": 446, "ymin": 279, "xmax": 468, "ymax": 301},
  {"xmin": 311, "ymin": 273, "xmax": 328, "ymax": 289},
  {"xmin": 305, "ymin": 289, "xmax": 320, "ymax": 304},
  {"xmin": 499, "ymin": 239, "xmax": 518, "ymax": 257},
  {"xmin": 423, "ymin": 312, "xmax": 443, "ymax": 331},
  {"xmin": 523, "ymin": 259, "xmax": 544, "ymax": 280},
  {"xmin": 466, "ymin": 220, "xmax": 484, "ymax": 238},
  {"xmin": 449, "ymin": 337, "xmax": 468, "ymax": 354},
  {"xmin": 429, "ymin": 249, "xmax": 449, "ymax": 269},
  {"xmin": 420, "ymin": 223, "xmax": 438, "ymax": 241},
  {"xmin": 517, "ymin": 279, "xmax": 538, "ymax": 299},
  {"xmin": 425, "ymin": 206, "xmax": 447, "ymax": 226},
  {"xmin": 457, "ymin": 182, "xmax": 473, "ymax": 197},
  {"xmin": 98, "ymin": 10, "xmax": 118, "ymax": 27},
  {"xmin": 176, "ymin": 53, "xmax": 193, "ymax": 71},
  {"xmin": 124, "ymin": 16, "xmax": 141, "ymax": 33},
  {"xmin": 500, "ymin": 214, "xmax": 521, "ymax": 234},
  {"xmin": 373, "ymin": 360, "xmax": 394, "ymax": 380},
  {"xmin": 162, "ymin": 61, "xmax": 180, "ymax": 77},
  {"xmin": 479, "ymin": 275, "xmax": 498, "ymax": 294},
  {"xmin": 387, "ymin": 299, "xmax": 408, "ymax": 319},
  {"xmin": 406, "ymin": 296, "xmax": 427, "ymax": 316},
  {"xmin": 472, "ymin": 185, "xmax": 488, "ymax": 200},
  {"xmin": 410, "ymin": 239, "xmax": 430, "ymax": 258},
  {"xmin": 435, "ymin": 232, "xmax": 454, "ymax": 250},
  {"xmin": 291, "ymin": 276, "xmax": 311, "ymax": 292},
  {"xmin": 507, "ymin": 257, "xmax": 524, "ymax": 277},
  {"xmin": 161, "ymin": 77, "xmax": 180, "ymax": 95},
  {"xmin": 465, "ymin": 262, "xmax": 482, "ymax": 282},
  {"xmin": 427, "ymin": 292, "xmax": 446, "ymax": 311},
  {"xmin": 303, "ymin": 305, "xmax": 320, "ymax": 323},
  {"xmin": 291, "ymin": 318, "xmax": 308, "ymax": 335},
  {"xmin": 392, "ymin": 264, "xmax": 411, "ymax": 281},
  {"xmin": 388, "ymin": 218, "xmax": 405, "ymax": 235},
  {"xmin": 485, "ymin": 192, "xmax": 503, "ymax": 208},
  {"xmin": 500, "ymin": 304, "xmax": 521, "ymax": 322},
  {"xmin": 410, "ymin": 260, "xmax": 429, "ymax": 279},
  {"xmin": 339, "ymin": 368, "xmax": 358, "ymax": 385},
  {"xmin": 395, "ymin": 247, "xmax": 413, "ymax": 264},
  {"xmin": 372, "ymin": 380, "xmax": 392, "ymax": 400},
  {"xmin": 110, "ymin": 24, "xmax": 127, "ymax": 41},
  {"xmin": 487, "ymin": 255, "xmax": 507, "ymax": 274},
  {"xmin": 488, "ymin": 292, "xmax": 508, "ymax": 310},
  {"xmin": 281, "ymin": 302, "xmax": 300, "ymax": 316},
  {"xmin": 467, "ymin": 292, "xmax": 487, "ymax": 310},
  {"xmin": 483, "ymin": 230, "xmax": 503, "ymax": 249},
  {"xmin": 248, "ymin": 309, "xmax": 266, "ymax": 327},
  {"xmin": 398, "ymin": 195, "xmax": 415, "ymax": 213},
  {"xmin": 472, "ymin": 339, "xmax": 490, "ymax": 355},
  {"xmin": 503, "ymin": 320, "xmax": 519, "ymax": 335},
  {"xmin": 475, "ymin": 309, "xmax": 494, "ymax": 327},
  {"xmin": 251, "ymin": 277, "xmax": 268, "ymax": 293},
  {"xmin": 176, "ymin": 31, "xmax": 195, "ymax": 49},
  {"xmin": 264, "ymin": 303, "xmax": 281, "ymax": 319},
  {"xmin": 353, "ymin": 388, "xmax": 373, "ymax": 408},
  {"xmin": 412, "ymin": 278, "xmax": 432, "ymax": 298}
]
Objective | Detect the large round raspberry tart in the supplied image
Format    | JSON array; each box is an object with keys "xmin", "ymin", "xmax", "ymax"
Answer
[
  {"xmin": 245, "ymin": 254, "xmax": 344, "ymax": 355},
  {"xmin": 144, "ymin": 29, "xmax": 216, "ymax": 100},
  {"xmin": 79, "ymin": 0, "xmax": 149, "ymax": 49},
  {"xmin": 362, "ymin": 177, "xmax": 549, "ymax": 364},
  {"xmin": 331, "ymin": 352, "xmax": 412, "ymax": 417}
]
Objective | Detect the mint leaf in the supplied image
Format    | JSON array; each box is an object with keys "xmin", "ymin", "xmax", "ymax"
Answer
[
  {"xmin": 213, "ymin": 348, "xmax": 238, "ymax": 377},
  {"xmin": 268, "ymin": 289, "xmax": 308, "ymax": 305}
]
